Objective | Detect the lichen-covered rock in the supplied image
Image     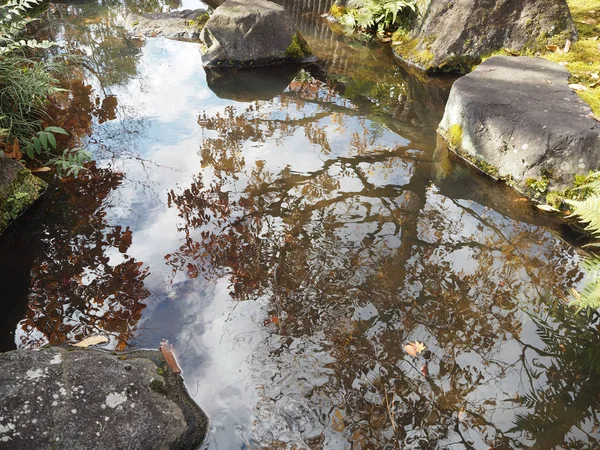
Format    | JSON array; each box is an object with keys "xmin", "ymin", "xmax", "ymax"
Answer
[
  {"xmin": 200, "ymin": 0, "xmax": 313, "ymax": 67},
  {"xmin": 438, "ymin": 56, "xmax": 600, "ymax": 199},
  {"xmin": 0, "ymin": 347, "xmax": 208, "ymax": 450},
  {"xmin": 125, "ymin": 9, "xmax": 210, "ymax": 40},
  {"xmin": 393, "ymin": 0, "xmax": 577, "ymax": 72},
  {"xmin": 0, "ymin": 154, "xmax": 46, "ymax": 233}
]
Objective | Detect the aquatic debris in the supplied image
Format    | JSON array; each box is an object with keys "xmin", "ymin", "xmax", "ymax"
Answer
[
  {"xmin": 160, "ymin": 340, "xmax": 181, "ymax": 374},
  {"xmin": 536, "ymin": 204, "xmax": 559, "ymax": 212},
  {"xmin": 403, "ymin": 340, "xmax": 426, "ymax": 357},
  {"xmin": 71, "ymin": 335, "xmax": 109, "ymax": 348}
]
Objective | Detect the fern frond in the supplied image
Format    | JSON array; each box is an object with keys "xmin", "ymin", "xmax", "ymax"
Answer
[{"xmin": 565, "ymin": 196, "xmax": 600, "ymax": 236}]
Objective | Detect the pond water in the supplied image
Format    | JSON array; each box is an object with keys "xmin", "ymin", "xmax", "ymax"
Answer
[{"xmin": 2, "ymin": 0, "xmax": 600, "ymax": 449}]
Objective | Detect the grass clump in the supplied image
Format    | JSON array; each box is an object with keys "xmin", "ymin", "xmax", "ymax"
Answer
[
  {"xmin": 0, "ymin": 0, "xmax": 91, "ymax": 175},
  {"xmin": 542, "ymin": 0, "xmax": 600, "ymax": 115}
]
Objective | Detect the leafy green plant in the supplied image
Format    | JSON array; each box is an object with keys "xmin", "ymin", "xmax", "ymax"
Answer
[
  {"xmin": 339, "ymin": 0, "xmax": 417, "ymax": 34},
  {"xmin": 565, "ymin": 172, "xmax": 600, "ymax": 310},
  {"xmin": 0, "ymin": 0, "xmax": 90, "ymax": 175}
]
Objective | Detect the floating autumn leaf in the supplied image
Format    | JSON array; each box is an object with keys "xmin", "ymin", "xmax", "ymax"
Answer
[
  {"xmin": 71, "ymin": 335, "xmax": 109, "ymax": 348},
  {"xmin": 536, "ymin": 204, "xmax": 559, "ymax": 212},
  {"xmin": 403, "ymin": 340, "xmax": 426, "ymax": 357},
  {"xmin": 160, "ymin": 339, "xmax": 181, "ymax": 374}
]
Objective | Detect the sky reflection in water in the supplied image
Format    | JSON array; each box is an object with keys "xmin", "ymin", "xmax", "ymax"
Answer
[{"xmin": 1, "ymin": 1, "xmax": 600, "ymax": 449}]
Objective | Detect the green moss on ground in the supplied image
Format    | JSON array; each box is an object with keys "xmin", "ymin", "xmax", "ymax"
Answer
[
  {"xmin": 0, "ymin": 167, "xmax": 46, "ymax": 231},
  {"xmin": 542, "ymin": 0, "xmax": 600, "ymax": 115}
]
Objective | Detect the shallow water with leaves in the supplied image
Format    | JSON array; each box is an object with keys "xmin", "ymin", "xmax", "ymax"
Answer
[{"xmin": 1, "ymin": 0, "xmax": 600, "ymax": 449}]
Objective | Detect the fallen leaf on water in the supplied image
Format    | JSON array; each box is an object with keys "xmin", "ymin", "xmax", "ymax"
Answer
[
  {"xmin": 563, "ymin": 39, "xmax": 572, "ymax": 53},
  {"xmin": 404, "ymin": 340, "xmax": 426, "ymax": 357},
  {"xmin": 421, "ymin": 363, "xmax": 429, "ymax": 377},
  {"xmin": 513, "ymin": 197, "xmax": 529, "ymax": 203},
  {"xmin": 536, "ymin": 204, "xmax": 559, "ymax": 212},
  {"xmin": 160, "ymin": 340, "xmax": 181, "ymax": 374},
  {"xmin": 72, "ymin": 335, "xmax": 109, "ymax": 348},
  {"xmin": 30, "ymin": 167, "xmax": 52, "ymax": 173},
  {"xmin": 569, "ymin": 83, "xmax": 588, "ymax": 91}
]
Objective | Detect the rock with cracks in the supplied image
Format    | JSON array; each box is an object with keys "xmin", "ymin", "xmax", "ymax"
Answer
[
  {"xmin": 0, "ymin": 347, "xmax": 208, "ymax": 450},
  {"xmin": 438, "ymin": 56, "xmax": 600, "ymax": 200},
  {"xmin": 200, "ymin": 0, "xmax": 313, "ymax": 67},
  {"xmin": 393, "ymin": 0, "xmax": 577, "ymax": 72}
]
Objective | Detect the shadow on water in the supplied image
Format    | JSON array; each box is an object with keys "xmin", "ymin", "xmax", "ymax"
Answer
[
  {"xmin": 205, "ymin": 64, "xmax": 303, "ymax": 101},
  {"xmin": 0, "ymin": 0, "xmax": 599, "ymax": 448}
]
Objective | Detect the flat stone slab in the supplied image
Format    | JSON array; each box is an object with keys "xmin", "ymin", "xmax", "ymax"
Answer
[
  {"xmin": 125, "ymin": 9, "xmax": 208, "ymax": 40},
  {"xmin": 438, "ymin": 56, "xmax": 600, "ymax": 196},
  {"xmin": 0, "ymin": 347, "xmax": 207, "ymax": 450}
]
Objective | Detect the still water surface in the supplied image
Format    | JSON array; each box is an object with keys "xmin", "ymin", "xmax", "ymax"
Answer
[{"xmin": 1, "ymin": 0, "xmax": 600, "ymax": 448}]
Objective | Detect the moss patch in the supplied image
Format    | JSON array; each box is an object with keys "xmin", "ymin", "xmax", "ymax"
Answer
[
  {"xmin": 541, "ymin": 0, "xmax": 600, "ymax": 115},
  {"xmin": 525, "ymin": 176, "xmax": 550, "ymax": 200},
  {"xmin": 187, "ymin": 12, "xmax": 210, "ymax": 30},
  {"xmin": 447, "ymin": 124, "xmax": 463, "ymax": 149},
  {"xmin": 392, "ymin": 32, "xmax": 436, "ymax": 70},
  {"xmin": 329, "ymin": 3, "xmax": 347, "ymax": 20},
  {"xmin": 0, "ymin": 166, "xmax": 46, "ymax": 232},
  {"xmin": 285, "ymin": 32, "xmax": 312, "ymax": 60}
]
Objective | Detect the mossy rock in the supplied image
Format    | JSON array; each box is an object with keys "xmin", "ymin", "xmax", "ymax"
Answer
[
  {"xmin": 200, "ymin": 0, "xmax": 313, "ymax": 68},
  {"xmin": 392, "ymin": 0, "xmax": 576, "ymax": 73},
  {"xmin": 0, "ymin": 154, "xmax": 46, "ymax": 233}
]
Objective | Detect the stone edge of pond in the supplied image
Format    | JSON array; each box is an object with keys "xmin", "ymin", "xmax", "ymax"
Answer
[
  {"xmin": 0, "ymin": 346, "xmax": 209, "ymax": 450},
  {"xmin": 437, "ymin": 55, "xmax": 600, "ymax": 220}
]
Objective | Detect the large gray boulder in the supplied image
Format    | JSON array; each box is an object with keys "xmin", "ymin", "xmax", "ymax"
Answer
[
  {"xmin": 125, "ymin": 9, "xmax": 209, "ymax": 40},
  {"xmin": 0, "ymin": 347, "xmax": 208, "ymax": 450},
  {"xmin": 393, "ymin": 0, "xmax": 577, "ymax": 72},
  {"xmin": 438, "ymin": 56, "xmax": 600, "ymax": 200},
  {"xmin": 0, "ymin": 154, "xmax": 45, "ymax": 233},
  {"xmin": 200, "ymin": 0, "xmax": 313, "ymax": 67}
]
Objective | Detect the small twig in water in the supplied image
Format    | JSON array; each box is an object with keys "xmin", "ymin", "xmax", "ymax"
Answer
[{"xmin": 384, "ymin": 390, "xmax": 397, "ymax": 433}]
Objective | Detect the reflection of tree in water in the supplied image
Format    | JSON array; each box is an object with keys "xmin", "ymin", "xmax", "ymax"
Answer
[
  {"xmin": 165, "ymin": 78, "xmax": 600, "ymax": 448},
  {"xmin": 44, "ymin": 2, "xmax": 144, "ymax": 87},
  {"xmin": 18, "ymin": 164, "xmax": 150, "ymax": 351}
]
